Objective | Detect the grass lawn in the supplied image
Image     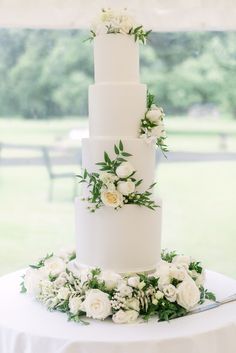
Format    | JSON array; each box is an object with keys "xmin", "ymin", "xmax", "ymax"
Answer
[{"xmin": 0, "ymin": 117, "xmax": 236, "ymax": 278}]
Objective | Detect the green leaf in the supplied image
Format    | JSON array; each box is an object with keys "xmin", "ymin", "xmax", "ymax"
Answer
[
  {"xmin": 114, "ymin": 144, "xmax": 119, "ymax": 155},
  {"xmin": 205, "ymin": 291, "xmax": 216, "ymax": 301},
  {"xmin": 135, "ymin": 179, "xmax": 143, "ymax": 187},
  {"xmin": 20, "ymin": 281, "xmax": 27, "ymax": 293},
  {"xmin": 122, "ymin": 152, "xmax": 132, "ymax": 157},
  {"xmin": 119, "ymin": 140, "xmax": 124, "ymax": 151},
  {"xmin": 104, "ymin": 151, "xmax": 111, "ymax": 164}
]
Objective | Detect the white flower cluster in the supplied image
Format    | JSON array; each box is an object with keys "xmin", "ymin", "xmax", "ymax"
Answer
[
  {"xmin": 99, "ymin": 162, "xmax": 136, "ymax": 209},
  {"xmin": 91, "ymin": 9, "xmax": 136, "ymax": 36},
  {"xmin": 140, "ymin": 104, "xmax": 166, "ymax": 145},
  {"xmin": 22, "ymin": 250, "xmax": 212, "ymax": 324}
]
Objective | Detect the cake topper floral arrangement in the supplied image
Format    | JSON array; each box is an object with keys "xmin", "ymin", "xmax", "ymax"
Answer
[
  {"xmin": 87, "ymin": 8, "xmax": 151, "ymax": 43},
  {"xmin": 77, "ymin": 140, "xmax": 158, "ymax": 212},
  {"xmin": 139, "ymin": 91, "xmax": 168, "ymax": 156},
  {"xmin": 21, "ymin": 249, "xmax": 216, "ymax": 325}
]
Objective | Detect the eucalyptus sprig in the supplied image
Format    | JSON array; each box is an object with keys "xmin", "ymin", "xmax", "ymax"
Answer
[{"xmin": 128, "ymin": 25, "xmax": 152, "ymax": 43}]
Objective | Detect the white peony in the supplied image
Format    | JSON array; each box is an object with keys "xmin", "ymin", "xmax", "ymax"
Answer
[
  {"xmin": 117, "ymin": 283, "xmax": 133, "ymax": 297},
  {"xmin": 82, "ymin": 289, "xmax": 111, "ymax": 320},
  {"xmin": 69, "ymin": 296, "xmax": 82, "ymax": 315},
  {"xmin": 127, "ymin": 276, "xmax": 140, "ymax": 288},
  {"xmin": 101, "ymin": 189, "xmax": 123, "ymax": 208},
  {"xmin": 126, "ymin": 298, "xmax": 140, "ymax": 311},
  {"xmin": 163, "ymin": 284, "xmax": 177, "ymax": 302},
  {"xmin": 117, "ymin": 181, "xmax": 135, "ymax": 195},
  {"xmin": 24, "ymin": 267, "xmax": 48, "ymax": 296},
  {"xmin": 177, "ymin": 278, "xmax": 200, "ymax": 310},
  {"xmin": 172, "ymin": 255, "xmax": 192, "ymax": 268},
  {"xmin": 44, "ymin": 256, "xmax": 66, "ymax": 276},
  {"xmin": 99, "ymin": 271, "xmax": 122, "ymax": 290},
  {"xmin": 112, "ymin": 309, "xmax": 139, "ymax": 324},
  {"xmin": 57, "ymin": 286, "xmax": 70, "ymax": 300},
  {"xmin": 116, "ymin": 162, "xmax": 135, "ymax": 178},
  {"xmin": 146, "ymin": 108, "xmax": 163, "ymax": 123}
]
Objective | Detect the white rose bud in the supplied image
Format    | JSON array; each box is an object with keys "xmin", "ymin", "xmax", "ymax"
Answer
[
  {"xmin": 163, "ymin": 284, "xmax": 177, "ymax": 302},
  {"xmin": 82, "ymin": 289, "xmax": 111, "ymax": 320},
  {"xmin": 155, "ymin": 290, "xmax": 164, "ymax": 300},
  {"xmin": 117, "ymin": 181, "xmax": 135, "ymax": 195},
  {"xmin": 57, "ymin": 286, "xmax": 70, "ymax": 300},
  {"xmin": 69, "ymin": 296, "xmax": 82, "ymax": 315},
  {"xmin": 127, "ymin": 276, "xmax": 140, "ymax": 288},
  {"xmin": 99, "ymin": 271, "xmax": 122, "ymax": 290},
  {"xmin": 146, "ymin": 108, "xmax": 162, "ymax": 123},
  {"xmin": 126, "ymin": 298, "xmax": 140, "ymax": 311},
  {"xmin": 112, "ymin": 309, "xmax": 139, "ymax": 324},
  {"xmin": 116, "ymin": 162, "xmax": 135, "ymax": 178},
  {"xmin": 172, "ymin": 255, "xmax": 192, "ymax": 268},
  {"xmin": 44, "ymin": 256, "xmax": 66, "ymax": 276},
  {"xmin": 118, "ymin": 283, "xmax": 133, "ymax": 297},
  {"xmin": 177, "ymin": 278, "xmax": 200, "ymax": 310}
]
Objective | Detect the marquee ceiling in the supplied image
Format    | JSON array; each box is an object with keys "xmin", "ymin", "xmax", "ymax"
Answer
[{"xmin": 0, "ymin": 0, "xmax": 235, "ymax": 31}]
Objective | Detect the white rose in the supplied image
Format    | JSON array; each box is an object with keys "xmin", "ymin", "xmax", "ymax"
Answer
[
  {"xmin": 151, "ymin": 124, "xmax": 166, "ymax": 138},
  {"xmin": 190, "ymin": 270, "xmax": 205, "ymax": 287},
  {"xmin": 117, "ymin": 283, "xmax": 133, "ymax": 297},
  {"xmin": 82, "ymin": 289, "xmax": 111, "ymax": 320},
  {"xmin": 101, "ymin": 190, "xmax": 123, "ymax": 208},
  {"xmin": 127, "ymin": 276, "xmax": 140, "ymax": 288},
  {"xmin": 126, "ymin": 298, "xmax": 140, "ymax": 311},
  {"xmin": 112, "ymin": 309, "xmax": 139, "ymax": 324},
  {"xmin": 44, "ymin": 256, "xmax": 66, "ymax": 276},
  {"xmin": 99, "ymin": 172, "xmax": 117, "ymax": 185},
  {"xmin": 57, "ymin": 286, "xmax": 70, "ymax": 300},
  {"xmin": 163, "ymin": 284, "xmax": 177, "ymax": 302},
  {"xmin": 99, "ymin": 271, "xmax": 122, "ymax": 290},
  {"xmin": 117, "ymin": 181, "xmax": 135, "ymax": 195},
  {"xmin": 172, "ymin": 255, "xmax": 191, "ymax": 268},
  {"xmin": 146, "ymin": 108, "xmax": 162, "ymax": 123},
  {"xmin": 170, "ymin": 265, "xmax": 187, "ymax": 282},
  {"xmin": 116, "ymin": 162, "xmax": 135, "ymax": 178},
  {"xmin": 24, "ymin": 267, "xmax": 48, "ymax": 296},
  {"xmin": 69, "ymin": 296, "xmax": 82, "ymax": 315},
  {"xmin": 154, "ymin": 262, "xmax": 171, "ymax": 290},
  {"xmin": 177, "ymin": 278, "xmax": 200, "ymax": 310},
  {"xmin": 120, "ymin": 18, "xmax": 134, "ymax": 34}
]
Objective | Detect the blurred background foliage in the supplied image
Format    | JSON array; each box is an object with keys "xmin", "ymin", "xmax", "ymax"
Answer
[{"xmin": 0, "ymin": 29, "xmax": 236, "ymax": 119}]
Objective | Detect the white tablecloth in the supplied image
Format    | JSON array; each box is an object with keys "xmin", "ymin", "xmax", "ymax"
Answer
[{"xmin": 0, "ymin": 270, "xmax": 236, "ymax": 353}]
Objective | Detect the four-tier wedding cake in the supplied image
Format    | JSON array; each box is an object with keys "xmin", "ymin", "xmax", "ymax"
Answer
[{"xmin": 75, "ymin": 29, "xmax": 162, "ymax": 274}]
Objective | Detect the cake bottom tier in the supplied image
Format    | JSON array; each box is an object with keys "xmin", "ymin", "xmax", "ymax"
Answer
[{"xmin": 75, "ymin": 197, "xmax": 162, "ymax": 274}]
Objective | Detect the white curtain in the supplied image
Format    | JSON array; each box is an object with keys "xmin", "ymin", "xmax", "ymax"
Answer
[{"xmin": 0, "ymin": 0, "xmax": 236, "ymax": 31}]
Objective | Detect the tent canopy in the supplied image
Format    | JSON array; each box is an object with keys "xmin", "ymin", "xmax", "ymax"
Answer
[{"xmin": 0, "ymin": 0, "xmax": 236, "ymax": 31}]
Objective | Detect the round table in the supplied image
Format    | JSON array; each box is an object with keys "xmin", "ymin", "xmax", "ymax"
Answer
[{"xmin": 0, "ymin": 270, "xmax": 236, "ymax": 353}]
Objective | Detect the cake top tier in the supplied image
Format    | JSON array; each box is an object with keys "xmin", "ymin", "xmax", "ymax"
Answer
[
  {"xmin": 94, "ymin": 34, "xmax": 139, "ymax": 83},
  {"xmin": 89, "ymin": 9, "xmax": 151, "ymax": 84}
]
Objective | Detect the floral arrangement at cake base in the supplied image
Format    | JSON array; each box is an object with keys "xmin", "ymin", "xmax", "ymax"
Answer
[{"xmin": 20, "ymin": 249, "xmax": 216, "ymax": 324}]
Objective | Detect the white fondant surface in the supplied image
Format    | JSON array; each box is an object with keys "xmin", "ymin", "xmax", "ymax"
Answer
[
  {"xmin": 94, "ymin": 34, "xmax": 139, "ymax": 83},
  {"xmin": 89, "ymin": 83, "xmax": 146, "ymax": 137},
  {"xmin": 81, "ymin": 137, "xmax": 156, "ymax": 192},
  {"xmin": 75, "ymin": 198, "xmax": 162, "ymax": 273}
]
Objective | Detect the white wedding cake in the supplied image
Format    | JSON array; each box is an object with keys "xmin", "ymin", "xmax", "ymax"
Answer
[{"xmin": 75, "ymin": 32, "xmax": 162, "ymax": 273}]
